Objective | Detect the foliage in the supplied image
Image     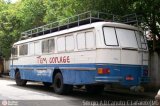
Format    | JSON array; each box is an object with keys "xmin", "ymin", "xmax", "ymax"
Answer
[
  {"xmin": 132, "ymin": 0, "xmax": 160, "ymax": 52},
  {"xmin": 43, "ymin": 0, "xmax": 82, "ymax": 23},
  {"xmin": 0, "ymin": 0, "xmax": 159, "ymax": 58},
  {"xmin": 77, "ymin": 0, "xmax": 135, "ymax": 15},
  {"xmin": 0, "ymin": 1, "xmax": 20, "ymax": 58},
  {"xmin": 17, "ymin": 0, "xmax": 46, "ymax": 30},
  {"xmin": 79, "ymin": 0, "xmax": 160, "ymax": 52}
]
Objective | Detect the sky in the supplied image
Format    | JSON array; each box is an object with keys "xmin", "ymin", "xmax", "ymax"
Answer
[{"xmin": 4, "ymin": 0, "xmax": 18, "ymax": 3}]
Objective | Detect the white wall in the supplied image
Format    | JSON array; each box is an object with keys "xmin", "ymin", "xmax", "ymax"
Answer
[
  {"xmin": 3, "ymin": 59, "xmax": 11, "ymax": 74},
  {"xmin": 149, "ymin": 52, "xmax": 160, "ymax": 87}
]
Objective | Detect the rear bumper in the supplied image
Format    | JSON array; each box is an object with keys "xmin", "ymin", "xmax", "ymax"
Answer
[
  {"xmin": 139, "ymin": 77, "xmax": 151, "ymax": 83},
  {"xmin": 95, "ymin": 64, "xmax": 150, "ymax": 87},
  {"xmin": 95, "ymin": 76, "xmax": 122, "ymax": 83},
  {"xmin": 95, "ymin": 76, "xmax": 150, "ymax": 87}
]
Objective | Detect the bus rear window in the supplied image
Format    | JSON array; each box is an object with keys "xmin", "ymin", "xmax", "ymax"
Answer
[
  {"xmin": 135, "ymin": 31, "xmax": 147, "ymax": 49},
  {"xmin": 103, "ymin": 27, "xmax": 118, "ymax": 46},
  {"xmin": 116, "ymin": 28, "xmax": 138, "ymax": 48}
]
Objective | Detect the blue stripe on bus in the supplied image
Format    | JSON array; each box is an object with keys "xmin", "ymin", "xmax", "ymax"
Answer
[
  {"xmin": 10, "ymin": 63, "xmax": 147, "ymax": 69},
  {"xmin": 10, "ymin": 63, "xmax": 149, "ymax": 87}
]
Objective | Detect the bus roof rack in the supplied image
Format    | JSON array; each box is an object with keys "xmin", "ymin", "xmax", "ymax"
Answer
[{"xmin": 21, "ymin": 11, "xmax": 143, "ymax": 40}]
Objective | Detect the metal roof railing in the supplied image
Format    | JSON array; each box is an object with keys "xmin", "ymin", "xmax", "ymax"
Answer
[{"xmin": 21, "ymin": 11, "xmax": 142, "ymax": 40}]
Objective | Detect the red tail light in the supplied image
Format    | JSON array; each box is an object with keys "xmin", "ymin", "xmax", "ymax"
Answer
[
  {"xmin": 126, "ymin": 75, "xmax": 134, "ymax": 80},
  {"xmin": 98, "ymin": 68, "xmax": 110, "ymax": 74}
]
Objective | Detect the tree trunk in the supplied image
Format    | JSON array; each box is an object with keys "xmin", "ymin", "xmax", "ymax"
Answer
[{"xmin": 150, "ymin": 52, "xmax": 160, "ymax": 88}]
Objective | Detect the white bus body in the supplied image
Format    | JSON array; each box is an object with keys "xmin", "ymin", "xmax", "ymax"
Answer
[{"xmin": 10, "ymin": 22, "xmax": 150, "ymax": 94}]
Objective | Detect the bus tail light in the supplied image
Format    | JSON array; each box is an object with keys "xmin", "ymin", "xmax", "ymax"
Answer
[
  {"xmin": 98, "ymin": 68, "xmax": 110, "ymax": 74},
  {"xmin": 126, "ymin": 75, "xmax": 134, "ymax": 81}
]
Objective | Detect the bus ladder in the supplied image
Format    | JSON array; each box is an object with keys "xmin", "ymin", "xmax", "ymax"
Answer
[{"xmin": 141, "ymin": 36, "xmax": 148, "ymax": 76}]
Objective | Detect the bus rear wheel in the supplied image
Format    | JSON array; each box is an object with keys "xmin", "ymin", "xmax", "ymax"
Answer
[
  {"xmin": 15, "ymin": 71, "xmax": 27, "ymax": 86},
  {"xmin": 53, "ymin": 72, "xmax": 72, "ymax": 95}
]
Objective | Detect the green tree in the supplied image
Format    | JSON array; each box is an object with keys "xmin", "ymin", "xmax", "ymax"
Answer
[
  {"xmin": 17, "ymin": 0, "xmax": 46, "ymax": 31},
  {"xmin": 132, "ymin": 0, "xmax": 160, "ymax": 52},
  {"xmin": 79, "ymin": 0, "xmax": 160, "ymax": 52},
  {"xmin": 0, "ymin": 0, "xmax": 160, "ymax": 59},
  {"xmin": 43, "ymin": 0, "xmax": 82, "ymax": 23},
  {"xmin": 0, "ymin": 1, "xmax": 20, "ymax": 58}
]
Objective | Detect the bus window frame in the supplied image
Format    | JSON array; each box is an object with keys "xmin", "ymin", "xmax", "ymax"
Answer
[
  {"xmin": 48, "ymin": 38, "xmax": 55, "ymax": 53},
  {"xmin": 11, "ymin": 46, "xmax": 18, "ymax": 57},
  {"xmin": 19, "ymin": 44, "xmax": 28, "ymax": 56},
  {"xmin": 76, "ymin": 30, "xmax": 96, "ymax": 51},
  {"xmin": 42, "ymin": 39, "xmax": 49, "ymax": 53},
  {"xmin": 57, "ymin": 36, "xmax": 66, "ymax": 53},
  {"xmin": 135, "ymin": 31, "xmax": 147, "ymax": 50},
  {"xmin": 42, "ymin": 38, "xmax": 55, "ymax": 54},
  {"xmin": 65, "ymin": 35, "xmax": 75, "ymax": 52},
  {"xmin": 102, "ymin": 26, "xmax": 119, "ymax": 46},
  {"xmin": 115, "ymin": 27, "xmax": 138, "ymax": 49},
  {"xmin": 103, "ymin": 26, "xmax": 147, "ymax": 50}
]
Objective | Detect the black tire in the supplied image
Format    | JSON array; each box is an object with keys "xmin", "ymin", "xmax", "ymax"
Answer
[
  {"xmin": 53, "ymin": 73, "xmax": 72, "ymax": 95},
  {"xmin": 86, "ymin": 85, "xmax": 104, "ymax": 94},
  {"xmin": 15, "ymin": 71, "xmax": 27, "ymax": 86},
  {"xmin": 43, "ymin": 82, "xmax": 52, "ymax": 87}
]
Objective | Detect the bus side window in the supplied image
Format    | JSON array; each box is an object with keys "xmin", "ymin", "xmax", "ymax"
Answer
[
  {"xmin": 77, "ymin": 31, "xmax": 95, "ymax": 50},
  {"xmin": 77, "ymin": 32, "xmax": 85, "ymax": 50},
  {"xmin": 66, "ymin": 35, "xmax": 74, "ymax": 51},
  {"xmin": 12, "ymin": 46, "xmax": 18, "ymax": 57},
  {"xmin": 29, "ymin": 42, "xmax": 34, "ymax": 55},
  {"xmin": 42, "ymin": 39, "xmax": 55, "ymax": 54},
  {"xmin": 85, "ymin": 31, "xmax": 95, "ymax": 49},
  {"xmin": 19, "ymin": 44, "xmax": 28, "ymax": 56},
  {"xmin": 35, "ymin": 41, "xmax": 41, "ymax": 55},
  {"xmin": 42, "ymin": 40, "xmax": 49, "ymax": 53},
  {"xmin": 49, "ymin": 39, "xmax": 55, "ymax": 53},
  {"xmin": 57, "ymin": 37, "xmax": 65, "ymax": 52}
]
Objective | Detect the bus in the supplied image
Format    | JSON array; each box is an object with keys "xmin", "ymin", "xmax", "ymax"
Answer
[{"xmin": 10, "ymin": 11, "xmax": 150, "ymax": 94}]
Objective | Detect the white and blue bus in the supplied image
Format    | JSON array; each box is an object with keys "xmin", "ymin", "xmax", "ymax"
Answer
[{"xmin": 10, "ymin": 12, "xmax": 150, "ymax": 94}]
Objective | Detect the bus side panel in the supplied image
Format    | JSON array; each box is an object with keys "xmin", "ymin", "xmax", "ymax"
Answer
[
  {"xmin": 20, "ymin": 69, "xmax": 53, "ymax": 82},
  {"xmin": 10, "ymin": 65, "xmax": 54, "ymax": 83},
  {"xmin": 10, "ymin": 68, "xmax": 15, "ymax": 79},
  {"xmin": 62, "ymin": 70, "xmax": 97, "ymax": 85},
  {"xmin": 10, "ymin": 64, "xmax": 98, "ymax": 85},
  {"xmin": 19, "ymin": 68, "xmax": 97, "ymax": 85}
]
